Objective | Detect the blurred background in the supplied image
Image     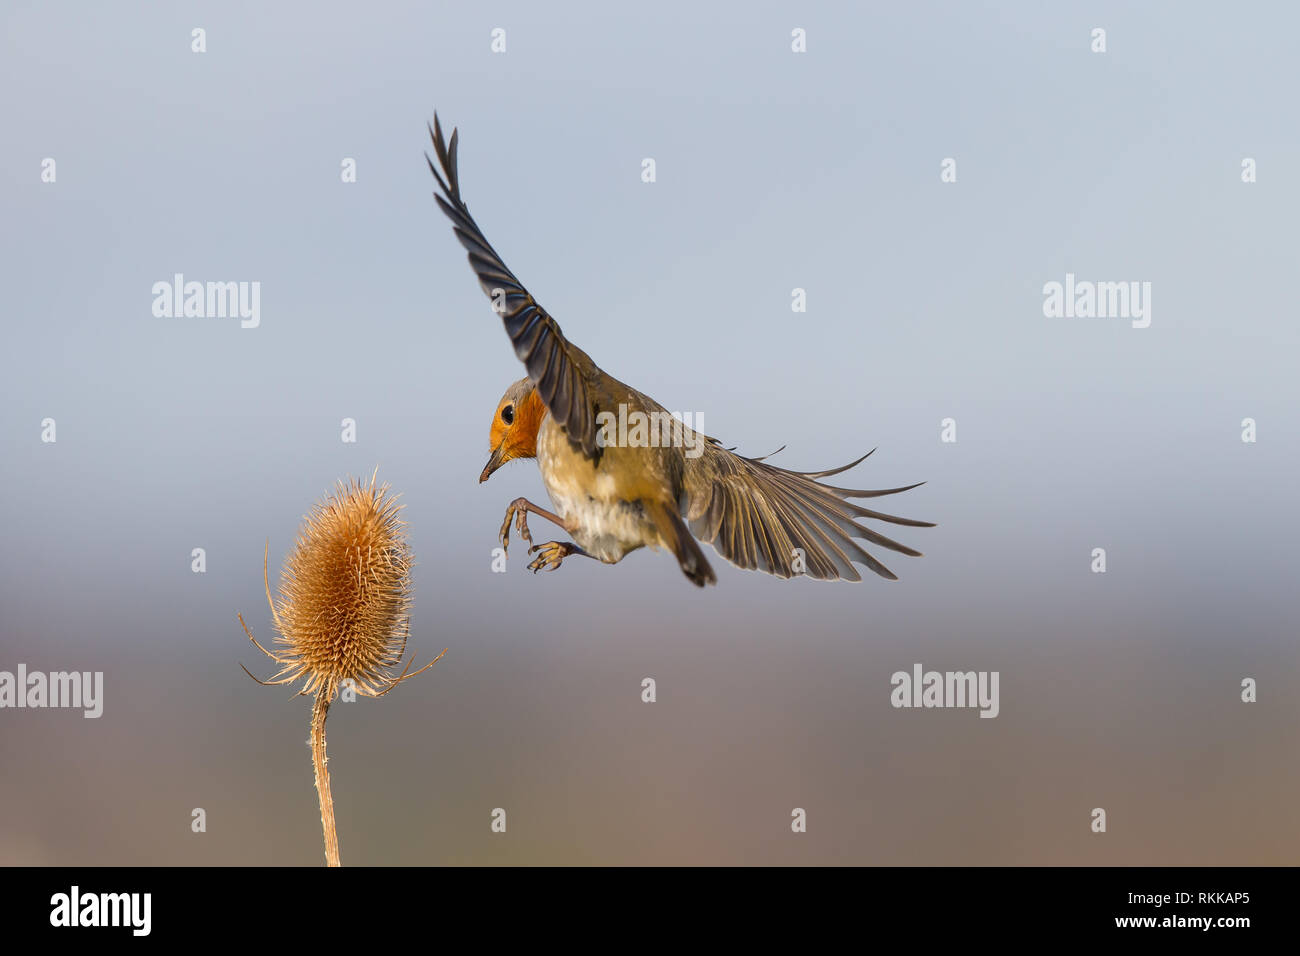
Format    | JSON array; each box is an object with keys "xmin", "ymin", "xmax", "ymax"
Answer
[{"xmin": 1, "ymin": 0, "xmax": 1296, "ymax": 865}]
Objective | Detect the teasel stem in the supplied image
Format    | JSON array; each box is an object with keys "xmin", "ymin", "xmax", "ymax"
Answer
[{"xmin": 311, "ymin": 688, "xmax": 340, "ymax": 867}]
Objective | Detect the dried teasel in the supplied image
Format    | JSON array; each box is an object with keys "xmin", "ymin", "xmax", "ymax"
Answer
[{"xmin": 238, "ymin": 470, "xmax": 444, "ymax": 866}]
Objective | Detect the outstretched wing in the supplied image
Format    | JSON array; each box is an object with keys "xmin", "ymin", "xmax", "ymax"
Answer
[
  {"xmin": 681, "ymin": 446, "xmax": 934, "ymax": 582},
  {"xmin": 427, "ymin": 114, "xmax": 602, "ymax": 457}
]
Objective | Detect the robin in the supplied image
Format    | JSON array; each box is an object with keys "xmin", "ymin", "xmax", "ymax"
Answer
[{"xmin": 427, "ymin": 115, "xmax": 933, "ymax": 587}]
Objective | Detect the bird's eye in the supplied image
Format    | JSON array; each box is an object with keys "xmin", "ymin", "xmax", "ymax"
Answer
[{"xmin": 501, "ymin": 404, "xmax": 515, "ymax": 425}]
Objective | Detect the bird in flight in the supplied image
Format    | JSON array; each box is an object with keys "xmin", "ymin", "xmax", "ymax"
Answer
[{"xmin": 427, "ymin": 114, "xmax": 933, "ymax": 587}]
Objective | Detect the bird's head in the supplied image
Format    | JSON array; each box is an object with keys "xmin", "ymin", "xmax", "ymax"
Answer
[{"xmin": 481, "ymin": 377, "xmax": 546, "ymax": 483}]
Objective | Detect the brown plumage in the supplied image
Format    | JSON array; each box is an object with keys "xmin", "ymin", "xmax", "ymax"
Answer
[{"xmin": 428, "ymin": 115, "xmax": 934, "ymax": 586}]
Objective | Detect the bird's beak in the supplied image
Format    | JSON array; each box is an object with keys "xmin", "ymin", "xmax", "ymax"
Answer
[{"xmin": 480, "ymin": 444, "xmax": 507, "ymax": 483}]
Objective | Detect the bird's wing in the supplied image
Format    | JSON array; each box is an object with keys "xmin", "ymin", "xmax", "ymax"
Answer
[
  {"xmin": 681, "ymin": 444, "xmax": 934, "ymax": 581},
  {"xmin": 427, "ymin": 114, "xmax": 603, "ymax": 457}
]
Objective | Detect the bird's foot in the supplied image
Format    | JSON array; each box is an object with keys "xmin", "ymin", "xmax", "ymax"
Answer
[
  {"xmin": 527, "ymin": 541, "xmax": 586, "ymax": 573},
  {"xmin": 498, "ymin": 498, "xmax": 534, "ymax": 556}
]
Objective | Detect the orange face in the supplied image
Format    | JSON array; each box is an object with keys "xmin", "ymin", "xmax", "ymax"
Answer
[{"xmin": 481, "ymin": 379, "xmax": 545, "ymax": 482}]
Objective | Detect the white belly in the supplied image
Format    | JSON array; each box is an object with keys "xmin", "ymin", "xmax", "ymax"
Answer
[{"xmin": 536, "ymin": 417, "xmax": 656, "ymax": 563}]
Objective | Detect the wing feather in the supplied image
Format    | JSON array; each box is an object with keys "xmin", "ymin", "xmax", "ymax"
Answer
[
  {"xmin": 427, "ymin": 115, "xmax": 602, "ymax": 457},
  {"xmin": 683, "ymin": 444, "xmax": 933, "ymax": 582}
]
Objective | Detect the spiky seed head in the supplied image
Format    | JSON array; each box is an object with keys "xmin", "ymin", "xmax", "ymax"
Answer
[{"xmin": 267, "ymin": 473, "xmax": 414, "ymax": 699}]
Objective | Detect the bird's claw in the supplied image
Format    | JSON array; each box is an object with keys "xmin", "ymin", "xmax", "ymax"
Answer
[
  {"xmin": 498, "ymin": 498, "xmax": 534, "ymax": 557},
  {"xmin": 527, "ymin": 541, "xmax": 572, "ymax": 574}
]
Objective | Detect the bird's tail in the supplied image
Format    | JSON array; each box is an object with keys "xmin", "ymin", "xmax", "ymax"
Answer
[{"xmin": 645, "ymin": 500, "xmax": 717, "ymax": 588}]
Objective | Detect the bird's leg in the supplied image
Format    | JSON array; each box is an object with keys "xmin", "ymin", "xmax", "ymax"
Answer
[
  {"xmin": 499, "ymin": 497, "xmax": 567, "ymax": 556},
  {"xmin": 527, "ymin": 541, "xmax": 593, "ymax": 574}
]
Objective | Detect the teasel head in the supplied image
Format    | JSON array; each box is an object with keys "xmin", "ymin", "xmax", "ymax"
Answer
[{"xmin": 239, "ymin": 469, "xmax": 442, "ymax": 699}]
